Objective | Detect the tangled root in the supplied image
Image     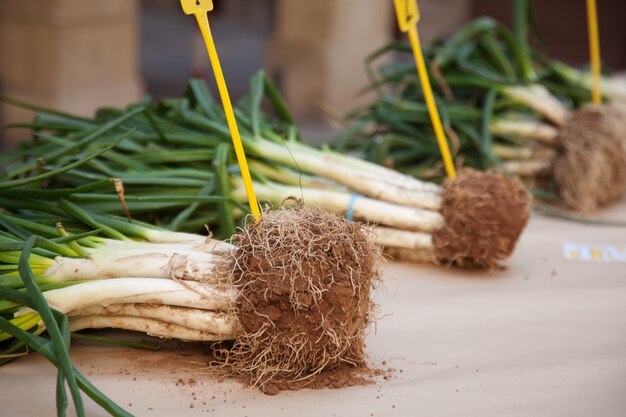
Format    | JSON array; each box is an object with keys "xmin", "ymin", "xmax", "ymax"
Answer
[
  {"xmin": 553, "ymin": 104, "xmax": 626, "ymax": 213},
  {"xmin": 220, "ymin": 206, "xmax": 381, "ymax": 391},
  {"xmin": 432, "ymin": 169, "xmax": 531, "ymax": 269}
]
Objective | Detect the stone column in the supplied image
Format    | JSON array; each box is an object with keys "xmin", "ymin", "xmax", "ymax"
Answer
[
  {"xmin": 0, "ymin": 0, "xmax": 142, "ymax": 148},
  {"xmin": 268, "ymin": 0, "xmax": 394, "ymax": 122}
]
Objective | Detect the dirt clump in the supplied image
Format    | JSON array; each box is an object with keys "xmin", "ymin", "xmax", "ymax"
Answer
[
  {"xmin": 553, "ymin": 104, "xmax": 626, "ymax": 213},
  {"xmin": 259, "ymin": 363, "xmax": 385, "ymax": 395},
  {"xmin": 433, "ymin": 169, "xmax": 531, "ymax": 269},
  {"xmin": 219, "ymin": 205, "xmax": 382, "ymax": 390}
]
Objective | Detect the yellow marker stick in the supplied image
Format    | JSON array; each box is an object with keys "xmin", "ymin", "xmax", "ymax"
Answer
[
  {"xmin": 586, "ymin": 0, "xmax": 602, "ymax": 105},
  {"xmin": 393, "ymin": 0, "xmax": 456, "ymax": 179},
  {"xmin": 181, "ymin": 0, "xmax": 261, "ymax": 220}
]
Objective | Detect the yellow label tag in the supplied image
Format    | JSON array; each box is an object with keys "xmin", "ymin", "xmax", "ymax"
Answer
[
  {"xmin": 180, "ymin": 0, "xmax": 213, "ymax": 15},
  {"xmin": 393, "ymin": 0, "xmax": 420, "ymax": 32},
  {"xmin": 180, "ymin": 0, "xmax": 262, "ymax": 220}
]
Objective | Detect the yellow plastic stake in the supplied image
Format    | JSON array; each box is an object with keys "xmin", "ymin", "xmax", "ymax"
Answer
[
  {"xmin": 586, "ymin": 0, "xmax": 602, "ymax": 105},
  {"xmin": 393, "ymin": 0, "xmax": 456, "ymax": 179},
  {"xmin": 180, "ymin": 0, "xmax": 261, "ymax": 220}
]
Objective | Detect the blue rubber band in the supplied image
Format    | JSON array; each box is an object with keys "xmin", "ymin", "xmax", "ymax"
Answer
[{"xmin": 346, "ymin": 194, "xmax": 361, "ymax": 221}]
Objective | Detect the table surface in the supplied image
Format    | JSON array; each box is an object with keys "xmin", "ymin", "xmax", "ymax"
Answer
[{"xmin": 1, "ymin": 203, "xmax": 625, "ymax": 417}]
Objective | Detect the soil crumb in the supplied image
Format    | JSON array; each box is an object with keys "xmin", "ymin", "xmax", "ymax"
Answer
[{"xmin": 433, "ymin": 169, "xmax": 530, "ymax": 269}]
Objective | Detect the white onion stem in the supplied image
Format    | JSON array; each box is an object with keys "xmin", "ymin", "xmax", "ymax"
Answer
[
  {"xmin": 18, "ymin": 278, "xmax": 236, "ymax": 317},
  {"xmin": 504, "ymin": 159, "xmax": 552, "ymax": 176},
  {"xmin": 491, "ymin": 118, "xmax": 559, "ymax": 145},
  {"xmin": 253, "ymin": 139, "xmax": 443, "ymax": 209},
  {"xmin": 70, "ymin": 303, "xmax": 237, "ymax": 335},
  {"xmin": 492, "ymin": 145, "xmax": 534, "ymax": 160},
  {"xmin": 384, "ymin": 247, "xmax": 437, "ymax": 264},
  {"xmin": 69, "ymin": 316, "xmax": 232, "ymax": 341},
  {"xmin": 140, "ymin": 229, "xmax": 235, "ymax": 251},
  {"xmin": 234, "ymin": 180, "xmax": 445, "ymax": 233},
  {"xmin": 374, "ymin": 227, "xmax": 434, "ymax": 250},
  {"xmin": 502, "ymin": 85, "xmax": 571, "ymax": 127},
  {"xmin": 45, "ymin": 251, "xmax": 227, "ymax": 283}
]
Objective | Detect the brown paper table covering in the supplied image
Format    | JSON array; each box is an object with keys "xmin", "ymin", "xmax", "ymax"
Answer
[{"xmin": 1, "ymin": 203, "xmax": 625, "ymax": 417}]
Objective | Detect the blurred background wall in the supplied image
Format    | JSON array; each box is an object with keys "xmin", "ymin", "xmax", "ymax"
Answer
[
  {"xmin": 1, "ymin": 0, "xmax": 625, "ymax": 150},
  {"xmin": 0, "ymin": 0, "xmax": 143, "ymax": 148}
]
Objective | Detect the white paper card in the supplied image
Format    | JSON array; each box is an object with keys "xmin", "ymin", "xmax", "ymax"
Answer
[{"xmin": 562, "ymin": 242, "xmax": 626, "ymax": 262}]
